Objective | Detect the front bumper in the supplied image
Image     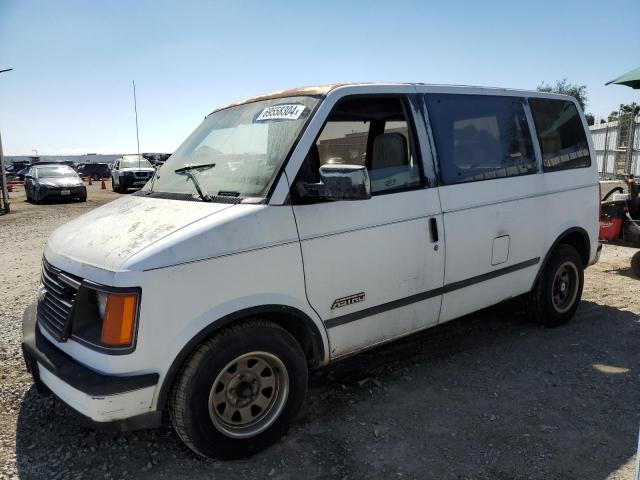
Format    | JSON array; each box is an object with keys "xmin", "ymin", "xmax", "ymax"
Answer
[
  {"xmin": 38, "ymin": 186, "xmax": 86, "ymax": 200},
  {"xmin": 21, "ymin": 304, "xmax": 161, "ymax": 431},
  {"xmin": 120, "ymin": 176, "xmax": 150, "ymax": 188}
]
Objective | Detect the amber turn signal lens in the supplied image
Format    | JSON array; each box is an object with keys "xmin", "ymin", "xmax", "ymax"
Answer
[{"xmin": 100, "ymin": 294, "xmax": 137, "ymax": 346}]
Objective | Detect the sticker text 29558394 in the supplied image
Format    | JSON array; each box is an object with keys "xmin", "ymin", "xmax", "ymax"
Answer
[{"xmin": 256, "ymin": 104, "xmax": 306, "ymax": 122}]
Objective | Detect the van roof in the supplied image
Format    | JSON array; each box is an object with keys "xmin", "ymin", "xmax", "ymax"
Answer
[{"xmin": 209, "ymin": 82, "xmax": 579, "ymax": 115}]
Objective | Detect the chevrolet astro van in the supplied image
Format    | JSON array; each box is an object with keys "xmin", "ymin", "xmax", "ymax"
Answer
[{"xmin": 22, "ymin": 83, "xmax": 601, "ymax": 459}]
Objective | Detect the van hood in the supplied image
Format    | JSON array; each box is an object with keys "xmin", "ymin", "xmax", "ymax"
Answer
[{"xmin": 46, "ymin": 195, "xmax": 234, "ymax": 273}]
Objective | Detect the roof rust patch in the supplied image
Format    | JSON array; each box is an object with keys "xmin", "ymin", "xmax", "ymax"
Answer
[{"xmin": 208, "ymin": 84, "xmax": 344, "ymax": 115}]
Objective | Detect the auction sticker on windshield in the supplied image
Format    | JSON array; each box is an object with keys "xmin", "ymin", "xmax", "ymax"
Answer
[{"xmin": 256, "ymin": 104, "xmax": 306, "ymax": 122}]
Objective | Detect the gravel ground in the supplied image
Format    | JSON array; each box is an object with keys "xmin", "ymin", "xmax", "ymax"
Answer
[{"xmin": 1, "ymin": 181, "xmax": 639, "ymax": 479}]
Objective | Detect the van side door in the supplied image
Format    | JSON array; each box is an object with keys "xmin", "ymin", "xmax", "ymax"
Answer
[
  {"xmin": 291, "ymin": 94, "xmax": 445, "ymax": 358},
  {"xmin": 422, "ymin": 93, "xmax": 545, "ymax": 323}
]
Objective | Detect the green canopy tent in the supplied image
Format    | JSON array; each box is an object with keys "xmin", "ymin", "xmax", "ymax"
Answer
[{"xmin": 606, "ymin": 66, "xmax": 640, "ymax": 89}]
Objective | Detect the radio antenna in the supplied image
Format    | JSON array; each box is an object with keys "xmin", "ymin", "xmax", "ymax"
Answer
[{"xmin": 133, "ymin": 80, "xmax": 141, "ymax": 168}]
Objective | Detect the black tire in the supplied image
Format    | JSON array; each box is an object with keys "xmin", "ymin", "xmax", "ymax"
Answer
[
  {"xmin": 78, "ymin": 196, "xmax": 87, "ymax": 202},
  {"xmin": 527, "ymin": 244, "xmax": 584, "ymax": 327},
  {"xmin": 111, "ymin": 181, "xmax": 119, "ymax": 193},
  {"xmin": 169, "ymin": 319, "xmax": 308, "ymax": 460},
  {"xmin": 631, "ymin": 251, "xmax": 640, "ymax": 278}
]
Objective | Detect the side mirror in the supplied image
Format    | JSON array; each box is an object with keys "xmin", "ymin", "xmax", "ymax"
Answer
[{"xmin": 303, "ymin": 164, "xmax": 371, "ymax": 201}]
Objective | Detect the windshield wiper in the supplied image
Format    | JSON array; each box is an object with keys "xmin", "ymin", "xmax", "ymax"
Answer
[
  {"xmin": 174, "ymin": 163, "xmax": 216, "ymax": 202},
  {"xmin": 174, "ymin": 163, "xmax": 216, "ymax": 173}
]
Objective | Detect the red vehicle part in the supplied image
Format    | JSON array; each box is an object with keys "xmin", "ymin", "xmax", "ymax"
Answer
[
  {"xmin": 599, "ymin": 186, "xmax": 629, "ymax": 241},
  {"xmin": 599, "ymin": 217, "xmax": 625, "ymax": 241}
]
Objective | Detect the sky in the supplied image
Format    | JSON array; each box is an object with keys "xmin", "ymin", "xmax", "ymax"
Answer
[{"xmin": 0, "ymin": 0, "xmax": 638, "ymax": 156}]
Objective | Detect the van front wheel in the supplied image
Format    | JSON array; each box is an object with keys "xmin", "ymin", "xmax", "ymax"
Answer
[
  {"xmin": 528, "ymin": 244, "xmax": 584, "ymax": 327},
  {"xmin": 169, "ymin": 320, "xmax": 308, "ymax": 459}
]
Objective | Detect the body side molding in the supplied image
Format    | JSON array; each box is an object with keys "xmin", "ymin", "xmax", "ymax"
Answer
[{"xmin": 325, "ymin": 257, "xmax": 540, "ymax": 329}]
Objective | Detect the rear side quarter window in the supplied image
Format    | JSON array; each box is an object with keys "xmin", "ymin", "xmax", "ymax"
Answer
[{"xmin": 528, "ymin": 98, "xmax": 591, "ymax": 172}]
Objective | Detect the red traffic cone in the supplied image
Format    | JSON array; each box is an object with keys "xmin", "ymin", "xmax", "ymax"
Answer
[
  {"xmin": 88, "ymin": 176, "xmax": 92, "ymax": 185},
  {"xmin": 101, "ymin": 178, "xmax": 106, "ymax": 190}
]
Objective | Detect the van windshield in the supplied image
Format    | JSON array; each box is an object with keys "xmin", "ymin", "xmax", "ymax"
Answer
[{"xmin": 147, "ymin": 96, "xmax": 319, "ymax": 199}]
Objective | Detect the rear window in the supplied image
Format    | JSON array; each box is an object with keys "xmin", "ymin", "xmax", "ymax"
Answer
[
  {"xmin": 425, "ymin": 94, "xmax": 536, "ymax": 184},
  {"xmin": 528, "ymin": 98, "xmax": 591, "ymax": 172}
]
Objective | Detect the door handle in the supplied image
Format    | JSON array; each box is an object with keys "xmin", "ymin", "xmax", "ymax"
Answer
[{"xmin": 429, "ymin": 217, "xmax": 439, "ymax": 243}]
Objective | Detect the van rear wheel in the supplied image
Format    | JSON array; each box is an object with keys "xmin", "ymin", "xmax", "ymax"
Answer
[
  {"xmin": 169, "ymin": 320, "xmax": 308, "ymax": 459},
  {"xmin": 527, "ymin": 244, "xmax": 584, "ymax": 327},
  {"xmin": 631, "ymin": 251, "xmax": 640, "ymax": 278}
]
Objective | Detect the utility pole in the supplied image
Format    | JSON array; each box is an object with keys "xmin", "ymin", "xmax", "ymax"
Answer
[
  {"xmin": 0, "ymin": 68, "xmax": 13, "ymax": 214},
  {"xmin": 0, "ymin": 130, "xmax": 9, "ymax": 214}
]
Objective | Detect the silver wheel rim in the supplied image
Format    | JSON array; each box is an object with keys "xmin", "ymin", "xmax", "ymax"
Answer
[
  {"xmin": 208, "ymin": 351, "xmax": 289, "ymax": 439},
  {"xmin": 552, "ymin": 261, "xmax": 579, "ymax": 313}
]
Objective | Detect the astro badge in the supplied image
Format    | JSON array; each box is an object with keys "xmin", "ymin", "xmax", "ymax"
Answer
[{"xmin": 256, "ymin": 104, "xmax": 306, "ymax": 122}]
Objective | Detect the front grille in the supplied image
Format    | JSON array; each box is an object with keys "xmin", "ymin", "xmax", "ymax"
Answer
[
  {"xmin": 37, "ymin": 258, "xmax": 82, "ymax": 341},
  {"xmin": 134, "ymin": 171, "xmax": 151, "ymax": 179}
]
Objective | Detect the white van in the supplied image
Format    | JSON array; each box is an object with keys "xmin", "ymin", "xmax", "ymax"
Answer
[{"xmin": 22, "ymin": 83, "xmax": 601, "ymax": 459}]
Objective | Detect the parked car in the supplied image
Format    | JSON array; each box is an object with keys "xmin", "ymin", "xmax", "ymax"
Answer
[
  {"xmin": 77, "ymin": 162, "xmax": 111, "ymax": 181},
  {"xmin": 22, "ymin": 83, "xmax": 600, "ymax": 460},
  {"xmin": 24, "ymin": 164, "xmax": 87, "ymax": 202},
  {"xmin": 8, "ymin": 160, "xmax": 31, "ymax": 173},
  {"xmin": 143, "ymin": 153, "xmax": 171, "ymax": 168},
  {"xmin": 111, "ymin": 155, "xmax": 155, "ymax": 192},
  {"xmin": 13, "ymin": 167, "xmax": 30, "ymax": 181}
]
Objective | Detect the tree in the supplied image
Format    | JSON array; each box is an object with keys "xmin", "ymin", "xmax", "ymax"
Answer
[
  {"xmin": 537, "ymin": 78, "xmax": 588, "ymax": 111},
  {"xmin": 608, "ymin": 102, "xmax": 640, "ymax": 122},
  {"xmin": 585, "ymin": 113, "xmax": 595, "ymax": 126}
]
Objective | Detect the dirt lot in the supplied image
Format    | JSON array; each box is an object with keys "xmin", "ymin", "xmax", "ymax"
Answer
[{"xmin": 1, "ymin": 181, "xmax": 639, "ymax": 479}]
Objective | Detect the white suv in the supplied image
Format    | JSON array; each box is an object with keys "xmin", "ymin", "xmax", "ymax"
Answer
[
  {"xmin": 22, "ymin": 83, "xmax": 601, "ymax": 459},
  {"xmin": 111, "ymin": 154, "xmax": 156, "ymax": 192}
]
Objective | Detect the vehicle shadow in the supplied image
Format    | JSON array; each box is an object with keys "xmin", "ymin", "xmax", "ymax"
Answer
[
  {"xmin": 603, "ymin": 266, "xmax": 639, "ymax": 280},
  {"xmin": 15, "ymin": 299, "xmax": 640, "ymax": 479}
]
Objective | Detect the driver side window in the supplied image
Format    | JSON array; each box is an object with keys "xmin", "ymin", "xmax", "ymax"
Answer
[{"xmin": 296, "ymin": 96, "xmax": 421, "ymax": 197}]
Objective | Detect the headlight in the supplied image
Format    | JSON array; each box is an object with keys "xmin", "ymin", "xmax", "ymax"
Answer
[{"xmin": 72, "ymin": 284, "xmax": 140, "ymax": 352}]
